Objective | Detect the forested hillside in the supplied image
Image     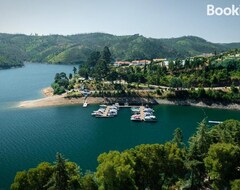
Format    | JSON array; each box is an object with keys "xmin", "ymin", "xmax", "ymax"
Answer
[{"xmin": 0, "ymin": 33, "xmax": 240, "ymax": 68}]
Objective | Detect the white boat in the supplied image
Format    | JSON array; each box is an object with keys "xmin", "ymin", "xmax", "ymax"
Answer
[
  {"xmin": 91, "ymin": 112, "xmax": 101, "ymax": 116},
  {"xmin": 99, "ymin": 105, "xmax": 107, "ymax": 108},
  {"xmin": 91, "ymin": 108, "xmax": 105, "ymax": 116},
  {"xmin": 208, "ymin": 121, "xmax": 223, "ymax": 124},
  {"xmin": 144, "ymin": 115, "xmax": 157, "ymax": 122},
  {"xmin": 108, "ymin": 111, "xmax": 117, "ymax": 117},
  {"xmin": 114, "ymin": 103, "xmax": 120, "ymax": 107},
  {"xmin": 131, "ymin": 107, "xmax": 140, "ymax": 112},
  {"xmin": 144, "ymin": 108, "xmax": 154, "ymax": 113},
  {"xmin": 95, "ymin": 114, "xmax": 105, "ymax": 118},
  {"xmin": 109, "ymin": 109, "xmax": 118, "ymax": 116},
  {"xmin": 110, "ymin": 105, "xmax": 118, "ymax": 110},
  {"xmin": 92, "ymin": 109, "xmax": 104, "ymax": 113},
  {"xmin": 83, "ymin": 102, "xmax": 88, "ymax": 107}
]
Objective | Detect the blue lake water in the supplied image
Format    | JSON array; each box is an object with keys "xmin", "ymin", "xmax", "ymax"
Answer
[{"xmin": 0, "ymin": 63, "xmax": 240, "ymax": 189}]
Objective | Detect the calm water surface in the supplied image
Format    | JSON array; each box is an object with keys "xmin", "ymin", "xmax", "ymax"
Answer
[{"xmin": 0, "ymin": 63, "xmax": 240, "ymax": 189}]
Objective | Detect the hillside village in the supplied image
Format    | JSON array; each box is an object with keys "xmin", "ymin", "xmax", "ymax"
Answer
[{"xmin": 114, "ymin": 51, "xmax": 240, "ymax": 68}]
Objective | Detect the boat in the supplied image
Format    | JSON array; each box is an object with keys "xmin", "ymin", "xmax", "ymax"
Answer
[
  {"xmin": 109, "ymin": 109, "xmax": 118, "ymax": 116},
  {"xmin": 114, "ymin": 103, "xmax": 120, "ymax": 107},
  {"xmin": 110, "ymin": 105, "xmax": 118, "ymax": 110},
  {"xmin": 91, "ymin": 108, "xmax": 105, "ymax": 116},
  {"xmin": 91, "ymin": 111, "xmax": 102, "ymax": 116},
  {"xmin": 144, "ymin": 108, "xmax": 154, "ymax": 113},
  {"xmin": 131, "ymin": 107, "xmax": 140, "ymax": 112},
  {"xmin": 144, "ymin": 115, "xmax": 157, "ymax": 122},
  {"xmin": 208, "ymin": 120, "xmax": 223, "ymax": 124},
  {"xmin": 108, "ymin": 111, "xmax": 117, "ymax": 117},
  {"xmin": 99, "ymin": 105, "xmax": 107, "ymax": 108},
  {"xmin": 93, "ymin": 108, "xmax": 105, "ymax": 113},
  {"xmin": 131, "ymin": 114, "xmax": 142, "ymax": 122},
  {"xmin": 95, "ymin": 114, "xmax": 105, "ymax": 118},
  {"xmin": 83, "ymin": 102, "xmax": 88, "ymax": 107}
]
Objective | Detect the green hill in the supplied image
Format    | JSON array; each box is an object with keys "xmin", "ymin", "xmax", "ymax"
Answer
[{"xmin": 0, "ymin": 33, "xmax": 239, "ymax": 68}]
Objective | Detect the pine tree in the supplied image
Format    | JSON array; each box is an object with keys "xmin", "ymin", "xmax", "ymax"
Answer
[
  {"xmin": 47, "ymin": 153, "xmax": 70, "ymax": 190},
  {"xmin": 101, "ymin": 46, "xmax": 111, "ymax": 64},
  {"xmin": 172, "ymin": 128, "xmax": 184, "ymax": 148}
]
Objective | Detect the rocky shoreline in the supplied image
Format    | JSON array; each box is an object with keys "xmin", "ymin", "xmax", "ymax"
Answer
[{"xmin": 155, "ymin": 99, "xmax": 240, "ymax": 110}]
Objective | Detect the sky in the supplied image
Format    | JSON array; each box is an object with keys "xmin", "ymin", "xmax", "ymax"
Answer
[{"xmin": 0, "ymin": 0, "xmax": 239, "ymax": 43}]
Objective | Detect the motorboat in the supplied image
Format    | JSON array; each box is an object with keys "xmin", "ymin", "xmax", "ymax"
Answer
[
  {"xmin": 113, "ymin": 103, "xmax": 120, "ymax": 110},
  {"xmin": 114, "ymin": 103, "xmax": 120, "ymax": 107},
  {"xmin": 109, "ymin": 109, "xmax": 118, "ymax": 116},
  {"xmin": 83, "ymin": 102, "xmax": 88, "ymax": 107},
  {"xmin": 95, "ymin": 114, "xmax": 105, "ymax": 118},
  {"xmin": 91, "ymin": 111, "xmax": 102, "ymax": 116},
  {"xmin": 131, "ymin": 107, "xmax": 140, "ymax": 112},
  {"xmin": 99, "ymin": 105, "xmax": 107, "ymax": 108},
  {"xmin": 110, "ymin": 105, "xmax": 118, "ymax": 110},
  {"xmin": 144, "ymin": 115, "xmax": 157, "ymax": 122},
  {"xmin": 144, "ymin": 108, "xmax": 154, "ymax": 113},
  {"xmin": 131, "ymin": 114, "xmax": 142, "ymax": 122},
  {"xmin": 92, "ymin": 108, "xmax": 105, "ymax": 113},
  {"xmin": 91, "ymin": 108, "xmax": 105, "ymax": 116}
]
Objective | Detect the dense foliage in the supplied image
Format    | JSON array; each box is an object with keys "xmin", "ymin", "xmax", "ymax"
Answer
[
  {"xmin": 0, "ymin": 32, "xmax": 239, "ymax": 68},
  {"xmin": 11, "ymin": 119, "xmax": 240, "ymax": 190}
]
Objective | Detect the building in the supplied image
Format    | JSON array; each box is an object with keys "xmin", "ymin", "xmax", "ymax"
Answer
[
  {"xmin": 130, "ymin": 60, "xmax": 151, "ymax": 66},
  {"xmin": 114, "ymin": 61, "xmax": 131, "ymax": 67},
  {"xmin": 153, "ymin": 58, "xmax": 167, "ymax": 62}
]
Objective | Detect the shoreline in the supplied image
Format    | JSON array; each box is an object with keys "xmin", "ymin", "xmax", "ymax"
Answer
[
  {"xmin": 17, "ymin": 87, "xmax": 240, "ymax": 110},
  {"xmin": 18, "ymin": 87, "xmax": 105, "ymax": 108},
  {"xmin": 155, "ymin": 99, "xmax": 240, "ymax": 111}
]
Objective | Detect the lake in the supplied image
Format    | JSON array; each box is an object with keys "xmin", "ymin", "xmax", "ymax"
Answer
[{"xmin": 0, "ymin": 63, "xmax": 240, "ymax": 190}]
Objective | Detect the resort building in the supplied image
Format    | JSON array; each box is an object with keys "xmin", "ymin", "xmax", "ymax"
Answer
[
  {"xmin": 114, "ymin": 61, "xmax": 131, "ymax": 67},
  {"xmin": 114, "ymin": 60, "xmax": 151, "ymax": 67},
  {"xmin": 130, "ymin": 60, "xmax": 151, "ymax": 66}
]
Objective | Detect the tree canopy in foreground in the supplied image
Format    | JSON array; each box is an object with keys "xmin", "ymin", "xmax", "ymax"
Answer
[{"xmin": 11, "ymin": 119, "xmax": 240, "ymax": 190}]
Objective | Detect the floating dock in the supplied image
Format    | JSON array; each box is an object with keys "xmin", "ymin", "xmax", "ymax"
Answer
[
  {"xmin": 139, "ymin": 106, "xmax": 145, "ymax": 121},
  {"xmin": 119, "ymin": 105, "xmax": 135, "ymax": 108}
]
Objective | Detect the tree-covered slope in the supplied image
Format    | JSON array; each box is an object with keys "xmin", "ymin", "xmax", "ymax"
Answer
[
  {"xmin": 0, "ymin": 33, "xmax": 239, "ymax": 68},
  {"xmin": 0, "ymin": 34, "xmax": 26, "ymax": 68}
]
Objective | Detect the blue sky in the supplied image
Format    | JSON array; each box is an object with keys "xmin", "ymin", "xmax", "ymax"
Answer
[{"xmin": 0, "ymin": 0, "xmax": 239, "ymax": 43}]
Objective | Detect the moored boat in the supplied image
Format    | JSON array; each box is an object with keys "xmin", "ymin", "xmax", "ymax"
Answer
[
  {"xmin": 131, "ymin": 114, "xmax": 142, "ymax": 122},
  {"xmin": 144, "ymin": 115, "xmax": 157, "ymax": 122}
]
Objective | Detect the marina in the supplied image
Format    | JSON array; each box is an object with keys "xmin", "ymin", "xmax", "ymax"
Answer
[
  {"xmin": 91, "ymin": 104, "xmax": 119, "ymax": 118},
  {"xmin": 131, "ymin": 106, "xmax": 157, "ymax": 122},
  {"xmin": 91, "ymin": 104, "xmax": 157, "ymax": 122}
]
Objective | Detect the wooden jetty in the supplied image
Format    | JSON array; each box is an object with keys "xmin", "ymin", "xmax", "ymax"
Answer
[
  {"xmin": 119, "ymin": 105, "xmax": 138, "ymax": 108},
  {"xmin": 103, "ymin": 106, "xmax": 110, "ymax": 117},
  {"xmin": 139, "ymin": 106, "xmax": 145, "ymax": 121}
]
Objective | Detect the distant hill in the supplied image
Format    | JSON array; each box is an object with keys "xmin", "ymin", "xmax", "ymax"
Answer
[{"xmin": 0, "ymin": 33, "xmax": 239, "ymax": 68}]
